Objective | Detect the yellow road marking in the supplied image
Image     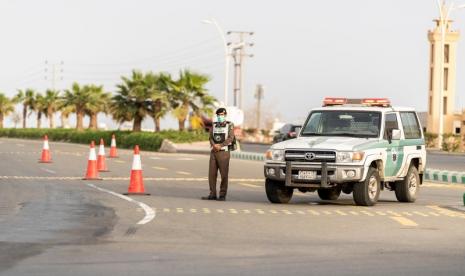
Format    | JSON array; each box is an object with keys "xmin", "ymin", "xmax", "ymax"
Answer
[
  {"xmin": 390, "ymin": 216, "xmax": 418, "ymax": 227},
  {"xmin": 361, "ymin": 211, "xmax": 375, "ymax": 216},
  {"xmin": 115, "ymin": 160, "xmax": 125, "ymax": 163},
  {"xmin": 270, "ymin": 210, "xmax": 278, "ymax": 214},
  {"xmin": 163, "ymin": 208, "xmax": 170, "ymax": 213},
  {"xmin": 216, "ymin": 209, "xmax": 224, "ymax": 213},
  {"xmin": 176, "ymin": 208, "xmax": 184, "ymax": 213},
  {"xmin": 413, "ymin": 211, "xmax": 428, "ymax": 217},
  {"xmin": 202, "ymin": 208, "xmax": 211, "ymax": 214},
  {"xmin": 335, "ymin": 210, "xmax": 347, "ymax": 216},
  {"xmin": 349, "ymin": 211, "xmax": 359, "ymax": 216},
  {"xmin": 323, "ymin": 211, "xmax": 332, "ymax": 215},
  {"xmin": 402, "ymin": 212, "xmax": 413, "ymax": 216},
  {"xmin": 256, "ymin": 209, "xmax": 265, "ymax": 214},
  {"xmin": 153, "ymin": 166, "xmax": 168, "ymax": 170},
  {"xmin": 190, "ymin": 209, "xmax": 197, "ymax": 213},
  {"xmin": 242, "ymin": 210, "xmax": 251, "ymax": 214},
  {"xmin": 387, "ymin": 211, "xmax": 401, "ymax": 216},
  {"xmin": 239, "ymin": 183, "xmax": 261, "ymax": 188},
  {"xmin": 376, "ymin": 211, "xmax": 386, "ymax": 216},
  {"xmin": 177, "ymin": 171, "xmax": 191, "ymax": 175},
  {"xmin": 229, "ymin": 209, "xmax": 238, "ymax": 214},
  {"xmin": 428, "ymin": 212, "xmax": 440, "ymax": 217},
  {"xmin": 308, "ymin": 210, "xmax": 320, "ymax": 216},
  {"xmin": 282, "ymin": 210, "xmax": 293, "ymax": 215},
  {"xmin": 296, "ymin": 210, "xmax": 306, "ymax": 215}
]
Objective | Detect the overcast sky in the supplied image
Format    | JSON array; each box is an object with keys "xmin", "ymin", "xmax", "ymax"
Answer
[{"xmin": 0, "ymin": 0, "xmax": 463, "ymax": 128}]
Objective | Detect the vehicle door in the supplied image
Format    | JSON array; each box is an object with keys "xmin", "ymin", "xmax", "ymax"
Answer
[
  {"xmin": 383, "ymin": 113, "xmax": 404, "ymax": 177},
  {"xmin": 399, "ymin": 112, "xmax": 424, "ymax": 168}
]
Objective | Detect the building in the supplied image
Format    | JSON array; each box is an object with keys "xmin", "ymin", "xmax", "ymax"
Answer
[{"xmin": 427, "ymin": 9, "xmax": 465, "ymax": 148}]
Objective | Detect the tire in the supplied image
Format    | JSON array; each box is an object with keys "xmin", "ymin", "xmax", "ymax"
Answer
[
  {"xmin": 395, "ymin": 165, "xmax": 419, "ymax": 203},
  {"xmin": 353, "ymin": 167, "xmax": 380, "ymax": 206},
  {"xmin": 317, "ymin": 186, "xmax": 342, "ymax": 200},
  {"xmin": 265, "ymin": 179, "xmax": 293, "ymax": 204}
]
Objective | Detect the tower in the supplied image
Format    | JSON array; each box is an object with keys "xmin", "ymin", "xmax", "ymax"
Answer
[{"xmin": 427, "ymin": 12, "xmax": 460, "ymax": 140}]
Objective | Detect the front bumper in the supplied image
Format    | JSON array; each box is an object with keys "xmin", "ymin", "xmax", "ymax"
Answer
[{"xmin": 264, "ymin": 161, "xmax": 364, "ymax": 188}]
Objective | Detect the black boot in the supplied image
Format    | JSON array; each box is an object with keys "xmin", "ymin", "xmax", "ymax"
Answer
[
  {"xmin": 217, "ymin": 196, "xmax": 226, "ymax": 201},
  {"xmin": 201, "ymin": 195, "xmax": 217, "ymax": 200}
]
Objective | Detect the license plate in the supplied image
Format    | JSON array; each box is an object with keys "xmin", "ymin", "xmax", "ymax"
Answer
[{"xmin": 298, "ymin": 170, "xmax": 316, "ymax": 180}]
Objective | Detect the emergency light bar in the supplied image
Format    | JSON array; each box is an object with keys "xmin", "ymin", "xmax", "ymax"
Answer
[{"xmin": 323, "ymin": 97, "xmax": 391, "ymax": 107}]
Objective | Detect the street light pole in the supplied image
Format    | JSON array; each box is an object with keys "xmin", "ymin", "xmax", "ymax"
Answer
[
  {"xmin": 202, "ymin": 18, "xmax": 229, "ymax": 106},
  {"xmin": 435, "ymin": 1, "xmax": 465, "ymax": 149}
]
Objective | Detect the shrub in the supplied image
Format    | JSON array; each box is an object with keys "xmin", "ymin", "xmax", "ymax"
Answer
[
  {"xmin": 424, "ymin": 132, "xmax": 438, "ymax": 148},
  {"xmin": 441, "ymin": 133, "xmax": 461, "ymax": 152},
  {"xmin": 0, "ymin": 128, "xmax": 208, "ymax": 151}
]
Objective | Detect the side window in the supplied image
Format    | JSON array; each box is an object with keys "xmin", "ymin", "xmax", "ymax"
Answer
[
  {"xmin": 400, "ymin": 112, "xmax": 421, "ymax": 139},
  {"xmin": 384, "ymin": 113, "xmax": 398, "ymax": 140}
]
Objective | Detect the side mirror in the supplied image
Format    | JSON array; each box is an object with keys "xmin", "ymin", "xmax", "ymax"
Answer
[{"xmin": 391, "ymin": 129, "xmax": 401, "ymax": 140}]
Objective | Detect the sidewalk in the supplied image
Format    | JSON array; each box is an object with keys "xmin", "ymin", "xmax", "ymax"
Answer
[{"xmin": 160, "ymin": 140, "xmax": 265, "ymax": 161}]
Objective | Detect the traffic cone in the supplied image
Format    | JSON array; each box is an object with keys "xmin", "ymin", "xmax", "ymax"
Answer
[
  {"xmin": 83, "ymin": 141, "xmax": 102, "ymax": 180},
  {"xmin": 39, "ymin": 135, "xmax": 52, "ymax": 163},
  {"xmin": 124, "ymin": 145, "xmax": 150, "ymax": 195},
  {"xmin": 97, "ymin": 138, "xmax": 109, "ymax": 172},
  {"xmin": 109, "ymin": 134, "xmax": 118, "ymax": 158}
]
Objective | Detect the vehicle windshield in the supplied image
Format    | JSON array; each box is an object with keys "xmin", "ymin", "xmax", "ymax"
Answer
[{"xmin": 300, "ymin": 111, "xmax": 381, "ymax": 138}]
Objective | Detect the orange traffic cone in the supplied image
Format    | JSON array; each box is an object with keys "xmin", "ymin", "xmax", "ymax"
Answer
[
  {"xmin": 83, "ymin": 141, "xmax": 102, "ymax": 180},
  {"xmin": 124, "ymin": 145, "xmax": 149, "ymax": 195},
  {"xmin": 97, "ymin": 138, "xmax": 109, "ymax": 172},
  {"xmin": 39, "ymin": 135, "xmax": 52, "ymax": 163},
  {"xmin": 109, "ymin": 134, "xmax": 118, "ymax": 158}
]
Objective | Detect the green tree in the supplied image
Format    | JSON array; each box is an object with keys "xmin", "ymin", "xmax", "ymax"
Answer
[
  {"xmin": 170, "ymin": 70, "xmax": 214, "ymax": 131},
  {"xmin": 84, "ymin": 85, "xmax": 110, "ymax": 130},
  {"xmin": 63, "ymin": 83, "xmax": 91, "ymax": 130},
  {"xmin": 33, "ymin": 93, "xmax": 46, "ymax": 128},
  {"xmin": 14, "ymin": 89, "xmax": 36, "ymax": 128},
  {"xmin": 0, "ymin": 93, "xmax": 15, "ymax": 128},
  {"xmin": 43, "ymin": 89, "xmax": 61, "ymax": 128},
  {"xmin": 146, "ymin": 72, "xmax": 171, "ymax": 132},
  {"xmin": 111, "ymin": 71, "xmax": 153, "ymax": 132}
]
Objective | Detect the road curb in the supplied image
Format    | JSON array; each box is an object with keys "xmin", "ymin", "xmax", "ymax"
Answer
[{"xmin": 424, "ymin": 169, "xmax": 465, "ymax": 185}]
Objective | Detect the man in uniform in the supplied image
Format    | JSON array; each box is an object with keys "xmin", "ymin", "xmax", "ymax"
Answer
[{"xmin": 202, "ymin": 108, "xmax": 235, "ymax": 201}]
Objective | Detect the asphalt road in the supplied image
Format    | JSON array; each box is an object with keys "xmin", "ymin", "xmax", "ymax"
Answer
[
  {"xmin": 241, "ymin": 142, "xmax": 465, "ymax": 171},
  {"xmin": 1, "ymin": 138, "xmax": 465, "ymax": 275}
]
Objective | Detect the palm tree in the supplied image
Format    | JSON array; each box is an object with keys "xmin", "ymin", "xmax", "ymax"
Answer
[
  {"xmin": 0, "ymin": 93, "xmax": 15, "ymax": 128},
  {"xmin": 171, "ymin": 70, "xmax": 215, "ymax": 131},
  {"xmin": 14, "ymin": 89, "xmax": 36, "ymax": 128},
  {"xmin": 63, "ymin": 82, "xmax": 91, "ymax": 130},
  {"xmin": 33, "ymin": 93, "xmax": 46, "ymax": 128},
  {"xmin": 145, "ymin": 72, "xmax": 171, "ymax": 132},
  {"xmin": 43, "ymin": 89, "xmax": 61, "ymax": 128},
  {"xmin": 111, "ymin": 71, "xmax": 153, "ymax": 132},
  {"xmin": 84, "ymin": 85, "xmax": 110, "ymax": 130}
]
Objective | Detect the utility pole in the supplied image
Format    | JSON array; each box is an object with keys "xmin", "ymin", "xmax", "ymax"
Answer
[
  {"xmin": 227, "ymin": 31, "xmax": 254, "ymax": 109},
  {"xmin": 255, "ymin": 84, "xmax": 264, "ymax": 129},
  {"xmin": 44, "ymin": 60, "xmax": 64, "ymax": 90}
]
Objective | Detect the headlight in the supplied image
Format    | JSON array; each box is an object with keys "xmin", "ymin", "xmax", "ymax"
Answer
[
  {"xmin": 336, "ymin": 151, "xmax": 365, "ymax": 163},
  {"xmin": 265, "ymin": 149, "xmax": 285, "ymax": 161}
]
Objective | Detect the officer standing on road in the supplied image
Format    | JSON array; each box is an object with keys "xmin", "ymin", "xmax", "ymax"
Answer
[{"xmin": 202, "ymin": 108, "xmax": 235, "ymax": 201}]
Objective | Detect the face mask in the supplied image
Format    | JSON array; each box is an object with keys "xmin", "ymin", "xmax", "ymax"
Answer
[{"xmin": 217, "ymin": 115, "xmax": 225, "ymax": 123}]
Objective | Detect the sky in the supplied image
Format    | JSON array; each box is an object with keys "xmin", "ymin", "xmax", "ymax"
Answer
[{"xmin": 0, "ymin": 0, "xmax": 463, "ymax": 129}]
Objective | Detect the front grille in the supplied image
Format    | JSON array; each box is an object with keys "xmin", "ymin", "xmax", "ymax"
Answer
[{"xmin": 285, "ymin": 150, "xmax": 336, "ymax": 163}]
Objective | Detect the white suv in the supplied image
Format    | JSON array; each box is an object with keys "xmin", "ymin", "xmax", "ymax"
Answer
[{"xmin": 264, "ymin": 98, "xmax": 426, "ymax": 206}]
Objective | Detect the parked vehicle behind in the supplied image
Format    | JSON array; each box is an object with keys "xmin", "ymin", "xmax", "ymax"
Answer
[{"xmin": 273, "ymin": 124, "xmax": 302, "ymax": 143}]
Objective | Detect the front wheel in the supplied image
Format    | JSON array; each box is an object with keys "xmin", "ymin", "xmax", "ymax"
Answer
[
  {"xmin": 395, "ymin": 165, "xmax": 419, "ymax": 203},
  {"xmin": 353, "ymin": 167, "xmax": 380, "ymax": 206},
  {"xmin": 265, "ymin": 179, "xmax": 293, "ymax": 204}
]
